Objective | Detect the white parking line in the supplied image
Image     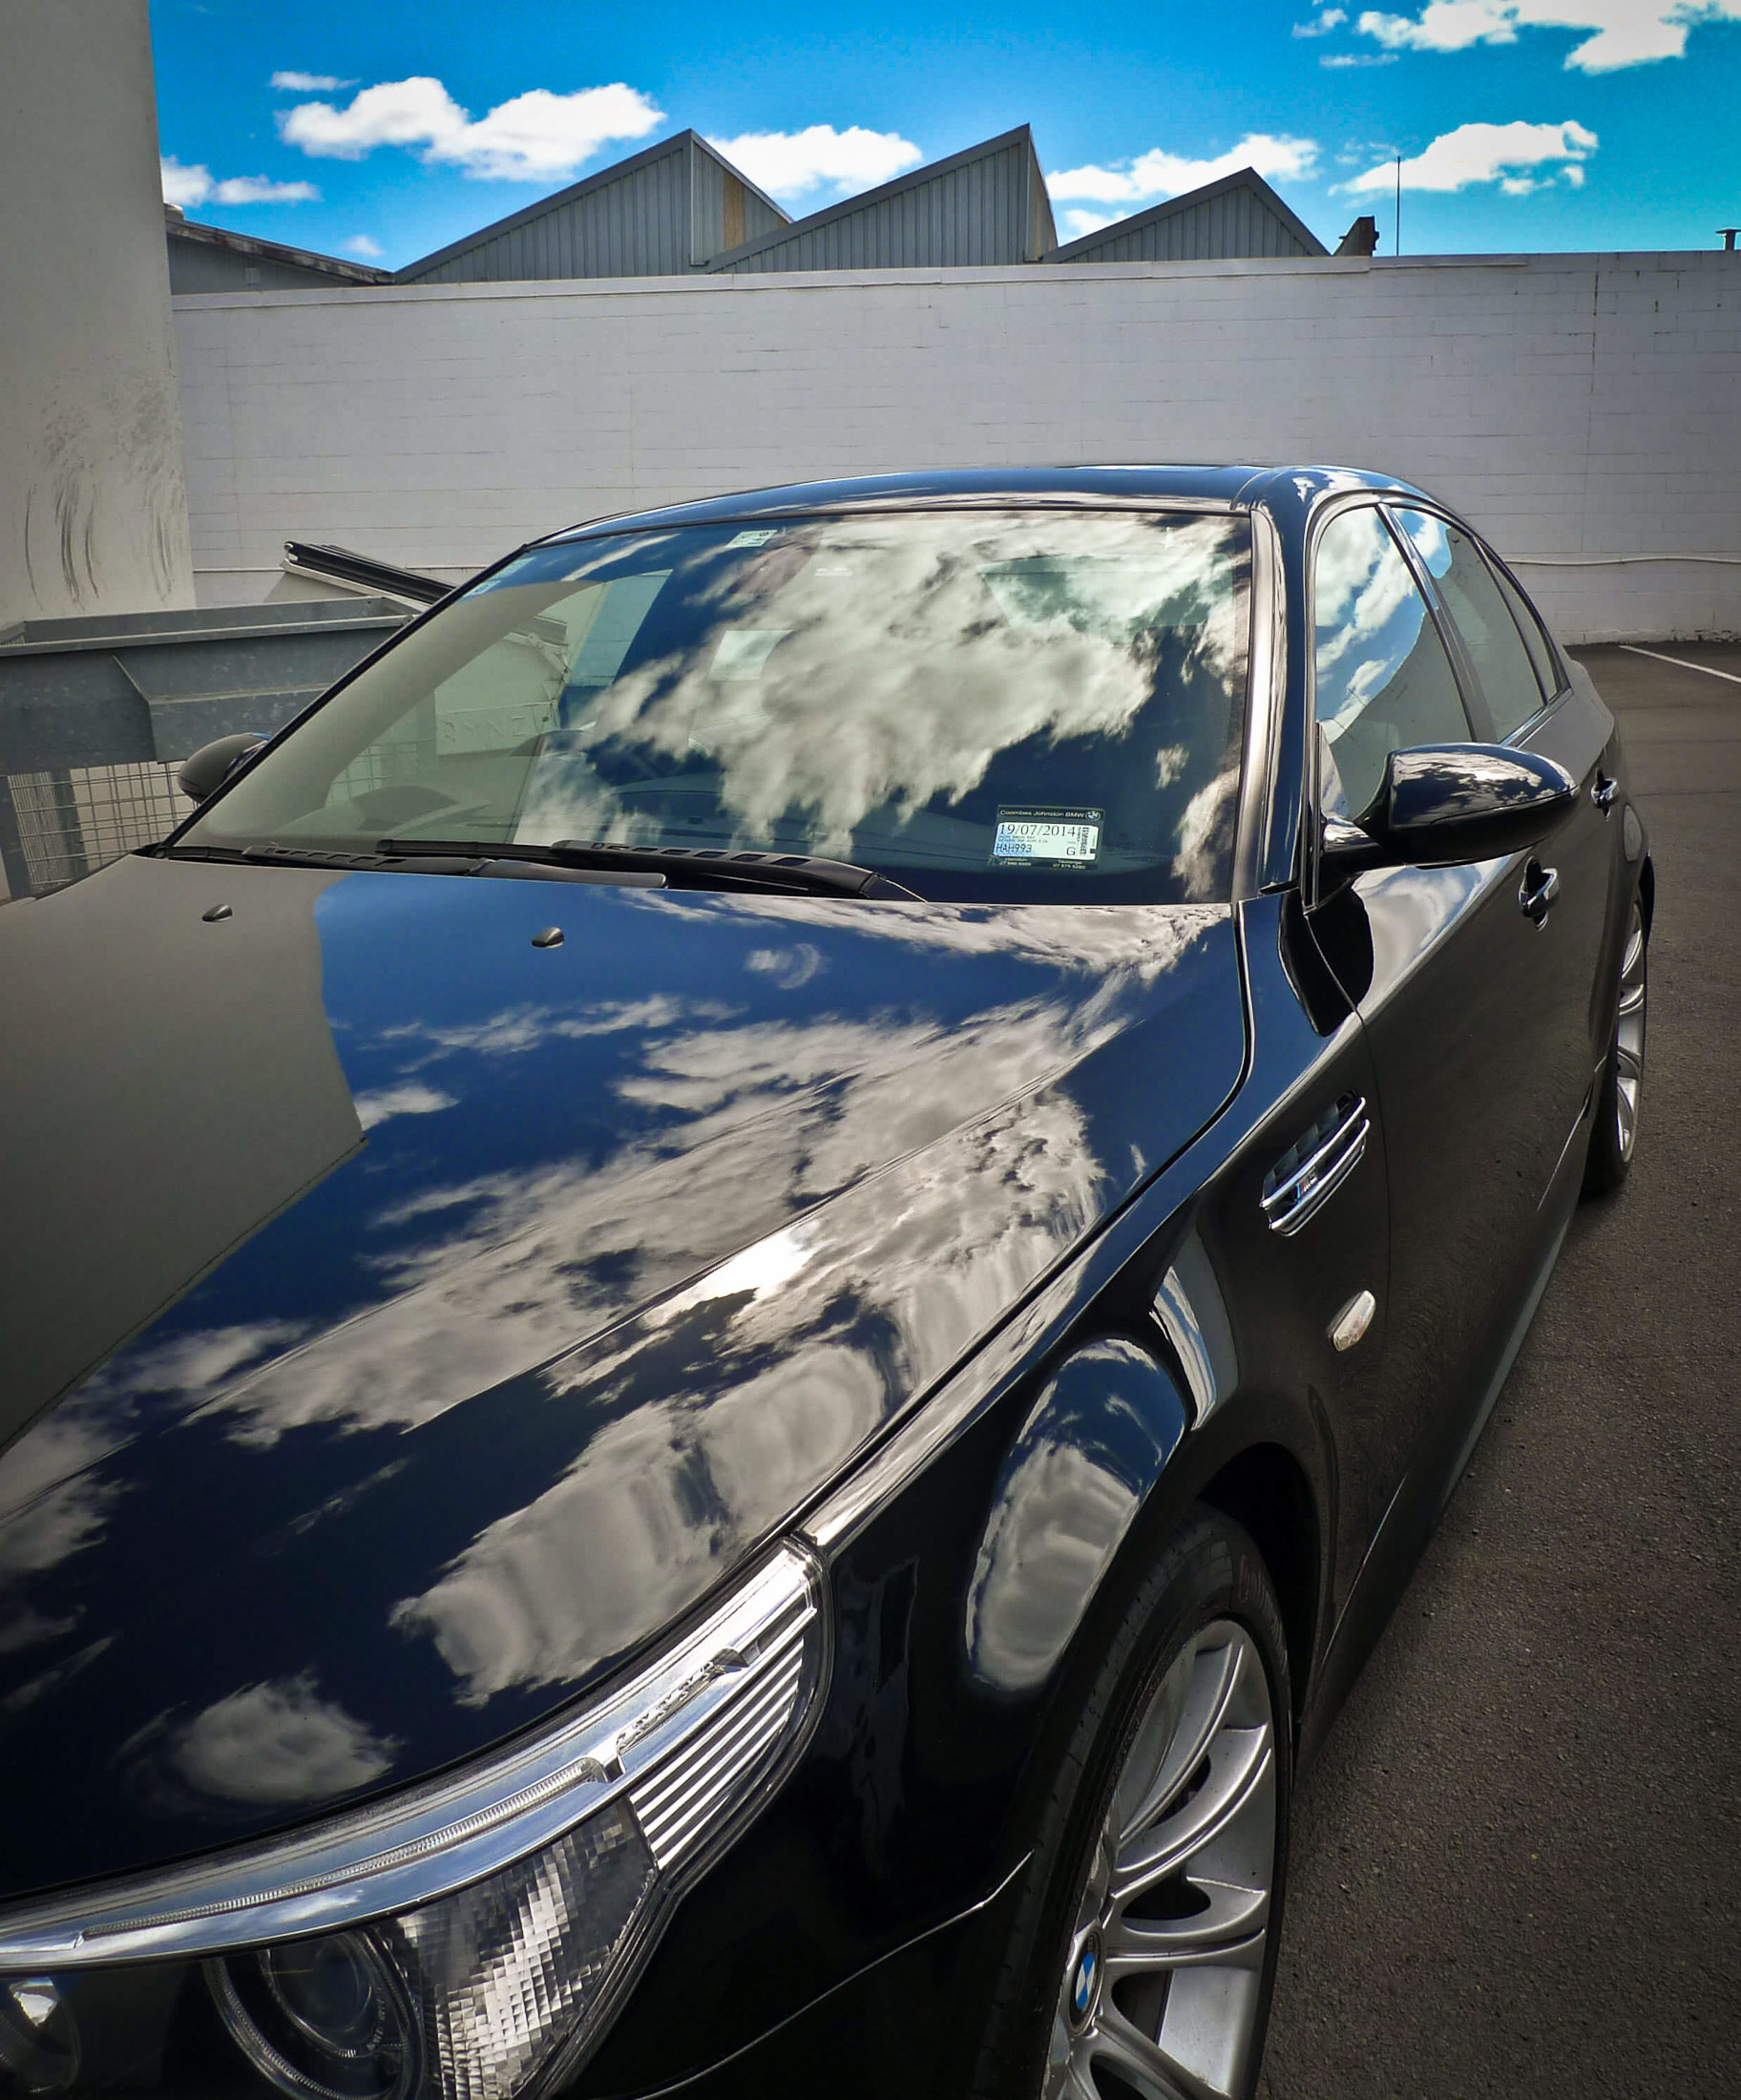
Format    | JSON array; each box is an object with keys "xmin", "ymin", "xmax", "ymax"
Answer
[{"xmin": 1620, "ymin": 643, "xmax": 1741, "ymax": 687}]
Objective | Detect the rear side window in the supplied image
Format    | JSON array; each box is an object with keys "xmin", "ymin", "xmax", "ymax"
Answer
[
  {"xmin": 1391, "ymin": 509, "xmax": 1548, "ymax": 740},
  {"xmin": 1486, "ymin": 555, "xmax": 1563, "ymax": 708},
  {"xmin": 1312, "ymin": 506, "xmax": 1473, "ymax": 820}
]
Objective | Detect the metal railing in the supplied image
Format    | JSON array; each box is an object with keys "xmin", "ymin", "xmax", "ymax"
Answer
[
  {"xmin": 0, "ymin": 596, "xmax": 412, "ymax": 903},
  {"xmin": 3, "ymin": 764, "xmax": 191, "ymax": 898}
]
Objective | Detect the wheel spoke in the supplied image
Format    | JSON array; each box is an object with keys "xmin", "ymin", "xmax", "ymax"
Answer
[
  {"xmin": 1044, "ymin": 2014, "xmax": 1101, "ymax": 2100},
  {"xmin": 1061, "ymin": 2048, "xmax": 1101, "ymax": 2100},
  {"xmin": 1157, "ymin": 1963, "xmax": 1265, "ymax": 2098},
  {"xmin": 1105, "ymin": 1880, "xmax": 1270, "ymax": 1965},
  {"xmin": 1088, "ymin": 2000, "xmax": 1229, "ymax": 2100},
  {"xmin": 1604, "ymin": 902, "xmax": 1647, "ymax": 1166},
  {"xmin": 1048, "ymin": 1617, "xmax": 1277, "ymax": 2100},
  {"xmin": 1621, "ymin": 923, "xmax": 1645, "ymax": 978},
  {"xmin": 1112, "ymin": 1729, "xmax": 1272, "ymax": 1901},
  {"xmin": 1114, "ymin": 1638, "xmax": 1243, "ymax": 1847}
]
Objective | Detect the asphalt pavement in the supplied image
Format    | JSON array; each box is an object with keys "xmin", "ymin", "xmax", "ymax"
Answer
[{"xmin": 1256, "ymin": 641, "xmax": 1741, "ymax": 2100}]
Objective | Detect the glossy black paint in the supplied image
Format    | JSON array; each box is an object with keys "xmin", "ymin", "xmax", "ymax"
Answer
[
  {"xmin": 0, "ymin": 854, "xmax": 1243, "ymax": 1895},
  {"xmin": 178, "ymin": 732, "xmax": 266, "ymax": 804},
  {"xmin": 1328, "ymin": 742, "xmax": 1579, "ymax": 870},
  {"xmin": 0, "ymin": 466, "xmax": 1650, "ymax": 2100}
]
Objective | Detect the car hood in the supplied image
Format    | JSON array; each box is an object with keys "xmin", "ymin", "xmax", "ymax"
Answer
[{"xmin": 0, "ymin": 853, "xmax": 1245, "ymax": 1898}]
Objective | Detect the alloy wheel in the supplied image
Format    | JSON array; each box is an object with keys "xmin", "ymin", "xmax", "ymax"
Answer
[
  {"xmin": 1043, "ymin": 1621, "xmax": 1277, "ymax": 2100},
  {"xmin": 1614, "ymin": 902, "xmax": 1647, "ymax": 1163}
]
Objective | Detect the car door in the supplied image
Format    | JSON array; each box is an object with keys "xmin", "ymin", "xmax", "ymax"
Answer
[
  {"xmin": 1390, "ymin": 506, "xmax": 1622, "ymax": 1162},
  {"xmin": 1303, "ymin": 498, "xmax": 1579, "ymax": 1508}
]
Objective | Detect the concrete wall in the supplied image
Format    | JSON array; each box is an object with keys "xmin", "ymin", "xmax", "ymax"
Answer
[
  {"xmin": 0, "ymin": 0, "xmax": 194, "ymax": 629},
  {"xmin": 172, "ymin": 249, "xmax": 1739, "ymax": 642}
]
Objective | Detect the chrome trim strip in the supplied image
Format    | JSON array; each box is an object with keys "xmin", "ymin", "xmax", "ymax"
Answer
[
  {"xmin": 1261, "ymin": 1103, "xmax": 1370, "ymax": 1235},
  {"xmin": 1537, "ymin": 1082, "xmax": 1595, "ymax": 1210},
  {"xmin": 1270, "ymin": 1123, "xmax": 1366, "ymax": 1236},
  {"xmin": 0, "ymin": 1548, "xmax": 821, "ymax": 1969},
  {"xmin": 632, "ymin": 1647, "xmax": 806, "ymax": 1868},
  {"xmin": 1232, "ymin": 507, "xmax": 1286, "ymax": 903}
]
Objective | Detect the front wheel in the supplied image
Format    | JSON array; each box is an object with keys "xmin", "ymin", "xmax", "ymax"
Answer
[
  {"xmin": 1583, "ymin": 895, "xmax": 1647, "ymax": 1197},
  {"xmin": 974, "ymin": 1512, "xmax": 1292, "ymax": 2100}
]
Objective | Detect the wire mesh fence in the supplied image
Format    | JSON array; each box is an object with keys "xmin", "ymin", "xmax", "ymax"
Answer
[{"xmin": 1, "ymin": 764, "xmax": 193, "ymax": 901}]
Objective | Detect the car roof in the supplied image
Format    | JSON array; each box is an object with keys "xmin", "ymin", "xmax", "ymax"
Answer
[{"xmin": 541, "ymin": 464, "xmax": 1437, "ymax": 543}]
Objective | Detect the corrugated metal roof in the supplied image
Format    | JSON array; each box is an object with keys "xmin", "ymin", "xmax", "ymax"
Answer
[
  {"xmin": 395, "ymin": 132, "xmax": 788, "ymax": 284},
  {"xmin": 165, "ymin": 207, "xmax": 391, "ymax": 293},
  {"xmin": 1047, "ymin": 168, "xmax": 1328, "ymax": 263},
  {"xmin": 707, "ymin": 126, "xmax": 1056, "ymax": 273}
]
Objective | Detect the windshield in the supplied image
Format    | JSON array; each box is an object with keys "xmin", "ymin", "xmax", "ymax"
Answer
[{"xmin": 180, "ymin": 509, "xmax": 1252, "ymax": 904}]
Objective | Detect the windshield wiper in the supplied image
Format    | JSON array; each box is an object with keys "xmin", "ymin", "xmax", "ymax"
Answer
[
  {"xmin": 164, "ymin": 837, "xmax": 919, "ymax": 899},
  {"xmin": 379, "ymin": 838, "xmax": 920, "ymax": 900},
  {"xmin": 162, "ymin": 842, "xmax": 377, "ymax": 870}
]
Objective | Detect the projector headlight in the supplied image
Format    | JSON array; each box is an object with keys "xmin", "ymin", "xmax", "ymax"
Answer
[{"xmin": 0, "ymin": 1545, "xmax": 826, "ymax": 2099}]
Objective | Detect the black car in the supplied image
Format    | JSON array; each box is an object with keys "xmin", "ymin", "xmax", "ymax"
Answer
[{"xmin": 0, "ymin": 467, "xmax": 1649, "ymax": 2100}]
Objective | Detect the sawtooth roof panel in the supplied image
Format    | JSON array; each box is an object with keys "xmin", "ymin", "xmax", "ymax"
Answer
[
  {"xmin": 707, "ymin": 126, "xmax": 1056, "ymax": 273},
  {"xmin": 395, "ymin": 131, "xmax": 788, "ymax": 284},
  {"xmin": 1047, "ymin": 168, "xmax": 1328, "ymax": 264}
]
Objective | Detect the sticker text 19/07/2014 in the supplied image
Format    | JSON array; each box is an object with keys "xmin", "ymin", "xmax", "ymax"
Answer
[{"xmin": 990, "ymin": 807, "xmax": 1102, "ymax": 869}]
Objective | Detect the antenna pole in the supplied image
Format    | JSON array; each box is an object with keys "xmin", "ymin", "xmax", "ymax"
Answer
[{"xmin": 1395, "ymin": 155, "xmax": 1402, "ymax": 257}]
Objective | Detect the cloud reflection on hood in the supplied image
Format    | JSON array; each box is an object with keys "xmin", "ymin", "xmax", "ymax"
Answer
[
  {"xmin": 199, "ymin": 988, "xmax": 1129, "ymax": 1447},
  {"xmin": 394, "ymin": 1080, "xmax": 1108, "ymax": 1705},
  {"xmin": 125, "ymin": 897, "xmax": 1224, "ymax": 1455}
]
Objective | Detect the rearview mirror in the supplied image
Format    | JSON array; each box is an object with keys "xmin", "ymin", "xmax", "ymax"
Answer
[
  {"xmin": 1322, "ymin": 744, "xmax": 1578, "ymax": 874},
  {"xmin": 178, "ymin": 733, "xmax": 267, "ymax": 804}
]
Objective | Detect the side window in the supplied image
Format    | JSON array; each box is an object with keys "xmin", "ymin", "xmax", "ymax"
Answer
[
  {"xmin": 1312, "ymin": 506, "xmax": 1472, "ymax": 820},
  {"xmin": 1391, "ymin": 509, "xmax": 1547, "ymax": 740},
  {"xmin": 1486, "ymin": 555, "xmax": 1563, "ymax": 707}
]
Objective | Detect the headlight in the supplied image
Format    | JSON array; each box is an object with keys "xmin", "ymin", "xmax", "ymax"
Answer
[{"xmin": 0, "ymin": 1545, "xmax": 825, "ymax": 2099}]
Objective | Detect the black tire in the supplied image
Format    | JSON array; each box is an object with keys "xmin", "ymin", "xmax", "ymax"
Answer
[
  {"xmin": 970, "ymin": 1508, "xmax": 1292, "ymax": 2100},
  {"xmin": 1583, "ymin": 896, "xmax": 1647, "ymax": 1198}
]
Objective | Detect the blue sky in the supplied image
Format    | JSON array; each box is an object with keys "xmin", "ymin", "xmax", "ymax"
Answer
[{"xmin": 150, "ymin": 0, "xmax": 1741, "ymax": 268}]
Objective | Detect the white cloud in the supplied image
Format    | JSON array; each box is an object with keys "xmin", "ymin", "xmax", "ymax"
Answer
[
  {"xmin": 279, "ymin": 75, "xmax": 664, "ymax": 182},
  {"xmin": 1355, "ymin": 2, "xmax": 1741, "ymax": 74},
  {"xmin": 159, "ymin": 157, "xmax": 210, "ymax": 208},
  {"xmin": 213, "ymin": 175, "xmax": 321, "ymax": 203},
  {"xmin": 1047, "ymin": 133, "xmax": 1319, "ymax": 205},
  {"xmin": 1294, "ymin": 6, "xmax": 1350, "ymax": 32},
  {"xmin": 166, "ymin": 1676, "xmax": 399, "ymax": 1804},
  {"xmin": 271, "ymin": 70, "xmax": 355, "ymax": 92},
  {"xmin": 1322, "ymin": 49, "xmax": 1403, "ymax": 61},
  {"xmin": 160, "ymin": 157, "xmax": 319, "ymax": 207},
  {"xmin": 704, "ymin": 125, "xmax": 924, "ymax": 202},
  {"xmin": 1343, "ymin": 117, "xmax": 1598, "ymax": 192},
  {"xmin": 1060, "ymin": 207, "xmax": 1120, "ymax": 239},
  {"xmin": 353, "ymin": 1080, "xmax": 456, "ymax": 1128},
  {"xmin": 344, "ymin": 233, "xmax": 384, "ymax": 257}
]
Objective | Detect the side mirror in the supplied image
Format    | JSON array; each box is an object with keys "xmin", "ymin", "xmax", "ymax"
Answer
[
  {"xmin": 178, "ymin": 733, "xmax": 267, "ymax": 804},
  {"xmin": 1322, "ymin": 743, "xmax": 1578, "ymax": 874}
]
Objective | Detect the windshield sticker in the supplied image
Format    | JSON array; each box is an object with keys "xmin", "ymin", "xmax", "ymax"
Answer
[
  {"xmin": 990, "ymin": 807, "xmax": 1103, "ymax": 869},
  {"xmin": 725, "ymin": 529, "xmax": 783, "ymax": 548},
  {"xmin": 710, "ymin": 628, "xmax": 789, "ymax": 681}
]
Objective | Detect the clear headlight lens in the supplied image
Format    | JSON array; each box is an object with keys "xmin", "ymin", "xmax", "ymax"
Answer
[{"xmin": 0, "ymin": 1546, "xmax": 825, "ymax": 2099}]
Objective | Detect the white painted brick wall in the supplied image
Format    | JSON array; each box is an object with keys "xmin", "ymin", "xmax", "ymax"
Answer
[{"xmin": 172, "ymin": 249, "xmax": 1741, "ymax": 642}]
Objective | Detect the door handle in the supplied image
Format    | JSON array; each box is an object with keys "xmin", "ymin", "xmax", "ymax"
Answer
[
  {"xmin": 1591, "ymin": 772, "xmax": 1618, "ymax": 813},
  {"xmin": 1519, "ymin": 858, "xmax": 1560, "ymax": 927}
]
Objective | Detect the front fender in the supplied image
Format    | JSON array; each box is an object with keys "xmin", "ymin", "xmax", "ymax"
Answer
[{"xmin": 964, "ymin": 1337, "xmax": 1190, "ymax": 1696}]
